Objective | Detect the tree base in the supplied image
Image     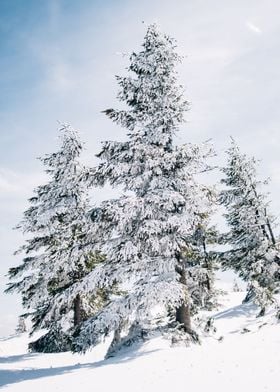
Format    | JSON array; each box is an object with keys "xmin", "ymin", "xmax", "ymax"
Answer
[
  {"xmin": 105, "ymin": 322, "xmax": 149, "ymax": 359},
  {"xmin": 164, "ymin": 322, "xmax": 200, "ymax": 346},
  {"xmin": 256, "ymin": 307, "xmax": 266, "ymax": 318},
  {"xmin": 242, "ymin": 287, "xmax": 255, "ymax": 304},
  {"xmin": 29, "ymin": 328, "xmax": 72, "ymax": 353}
]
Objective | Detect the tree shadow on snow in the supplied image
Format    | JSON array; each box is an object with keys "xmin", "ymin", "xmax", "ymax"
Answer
[
  {"xmin": 0, "ymin": 346, "xmax": 160, "ymax": 388},
  {"xmin": 0, "ymin": 353, "xmax": 41, "ymax": 364},
  {"xmin": 213, "ymin": 302, "xmax": 258, "ymax": 320}
]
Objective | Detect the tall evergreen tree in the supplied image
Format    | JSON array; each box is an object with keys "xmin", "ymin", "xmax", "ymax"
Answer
[
  {"xmin": 220, "ymin": 140, "xmax": 280, "ymax": 316},
  {"xmin": 6, "ymin": 125, "xmax": 97, "ymax": 350},
  {"xmin": 45, "ymin": 25, "xmax": 214, "ymax": 355}
]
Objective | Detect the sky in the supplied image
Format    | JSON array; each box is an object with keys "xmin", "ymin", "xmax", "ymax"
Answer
[{"xmin": 1, "ymin": 0, "xmax": 280, "ymax": 336}]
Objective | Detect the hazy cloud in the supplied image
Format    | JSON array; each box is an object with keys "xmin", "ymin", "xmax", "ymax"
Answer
[{"xmin": 246, "ymin": 21, "xmax": 262, "ymax": 34}]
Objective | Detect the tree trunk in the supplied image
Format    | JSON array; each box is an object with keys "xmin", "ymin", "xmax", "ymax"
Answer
[
  {"xmin": 73, "ymin": 294, "xmax": 82, "ymax": 327},
  {"xmin": 242, "ymin": 285, "xmax": 255, "ymax": 303},
  {"xmin": 175, "ymin": 263, "xmax": 192, "ymax": 333},
  {"xmin": 265, "ymin": 208, "xmax": 276, "ymax": 246},
  {"xmin": 202, "ymin": 236, "xmax": 211, "ymax": 292},
  {"xmin": 251, "ymin": 188, "xmax": 274, "ymax": 245},
  {"xmin": 176, "ymin": 302, "xmax": 192, "ymax": 333},
  {"xmin": 106, "ymin": 326, "xmax": 122, "ymax": 358}
]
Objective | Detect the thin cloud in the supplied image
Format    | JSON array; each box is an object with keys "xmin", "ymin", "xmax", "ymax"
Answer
[
  {"xmin": 0, "ymin": 168, "xmax": 47, "ymax": 197},
  {"xmin": 246, "ymin": 21, "xmax": 262, "ymax": 34}
]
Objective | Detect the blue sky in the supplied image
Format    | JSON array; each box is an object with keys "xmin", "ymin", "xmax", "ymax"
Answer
[
  {"xmin": 1, "ymin": 0, "xmax": 280, "ymax": 335},
  {"xmin": 0, "ymin": 0, "xmax": 121, "ymax": 168}
]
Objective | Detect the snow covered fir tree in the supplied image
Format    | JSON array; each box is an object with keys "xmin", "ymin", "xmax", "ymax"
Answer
[
  {"xmin": 220, "ymin": 139, "xmax": 280, "ymax": 316},
  {"xmin": 39, "ymin": 24, "xmax": 217, "ymax": 356},
  {"xmin": 6, "ymin": 125, "xmax": 103, "ymax": 352}
]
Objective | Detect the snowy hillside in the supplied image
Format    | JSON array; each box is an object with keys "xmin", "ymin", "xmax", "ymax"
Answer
[{"xmin": 1, "ymin": 286, "xmax": 279, "ymax": 392}]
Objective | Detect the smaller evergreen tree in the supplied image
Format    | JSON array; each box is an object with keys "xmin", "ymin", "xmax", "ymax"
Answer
[
  {"xmin": 15, "ymin": 316, "xmax": 27, "ymax": 334},
  {"xmin": 220, "ymin": 140, "xmax": 280, "ymax": 316},
  {"xmin": 6, "ymin": 124, "xmax": 99, "ymax": 351}
]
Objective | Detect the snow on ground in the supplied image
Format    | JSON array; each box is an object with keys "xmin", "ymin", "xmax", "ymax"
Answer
[{"xmin": 1, "ymin": 288, "xmax": 279, "ymax": 392}]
